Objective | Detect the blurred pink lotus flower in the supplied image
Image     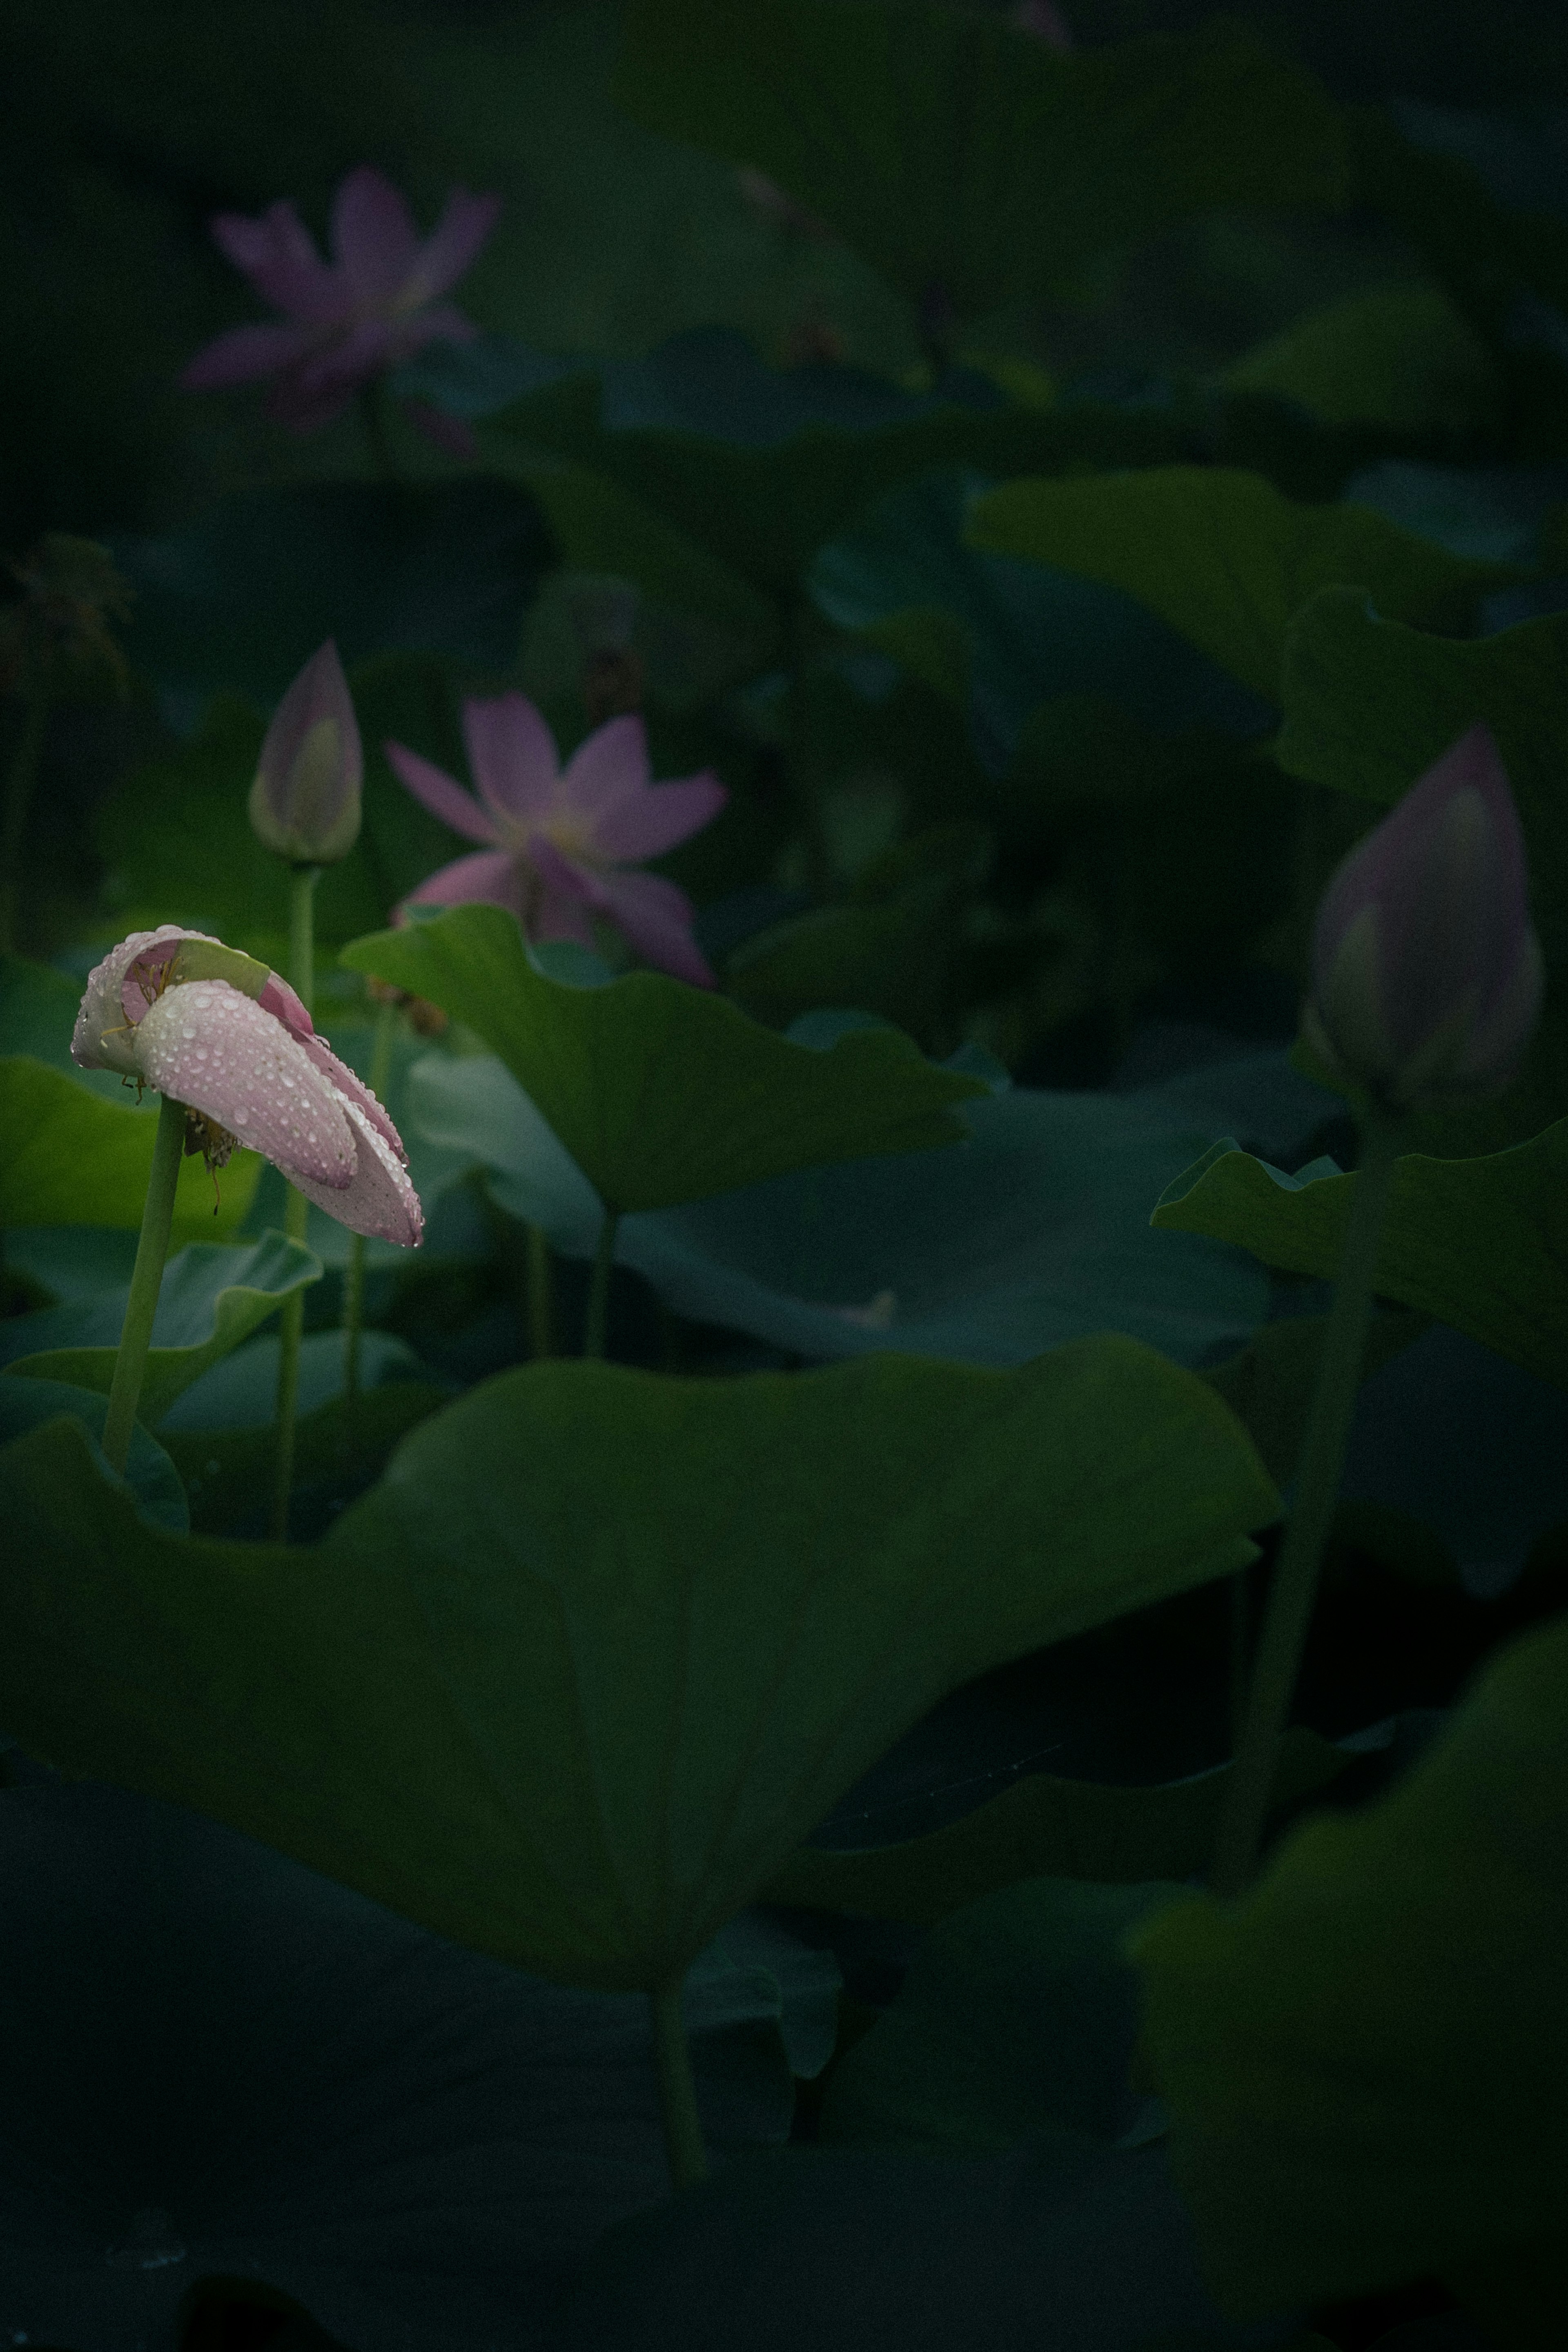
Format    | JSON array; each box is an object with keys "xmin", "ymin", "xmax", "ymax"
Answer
[
  {"xmin": 73, "ymin": 927, "xmax": 423, "ymax": 1244},
  {"xmin": 1013, "ymin": 1, "xmax": 1073, "ymax": 44},
  {"xmin": 249, "ymin": 641, "xmax": 363, "ymax": 864},
  {"xmin": 180, "ymin": 165, "xmax": 499, "ymax": 444},
  {"xmin": 1303, "ymin": 723, "xmax": 1543, "ymax": 1112},
  {"xmin": 387, "ymin": 694, "xmax": 727, "ymax": 987}
]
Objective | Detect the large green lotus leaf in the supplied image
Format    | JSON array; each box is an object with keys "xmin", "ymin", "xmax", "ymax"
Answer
[
  {"xmin": 340, "ymin": 902, "xmax": 984, "ymax": 1212},
  {"xmin": 809, "ymin": 472, "xmax": 1275, "ymax": 773},
  {"xmin": 1277, "ymin": 590, "xmax": 1568, "ymax": 967},
  {"xmin": 0, "ymin": 1345, "xmax": 1277, "ymax": 1989},
  {"xmin": 110, "ymin": 477, "xmax": 555, "ymax": 724},
  {"xmin": 966, "ymin": 469, "xmax": 1512, "ymax": 704},
  {"xmin": 1197, "ymin": 1305, "xmax": 1429, "ymax": 1488},
  {"xmin": 0, "ymin": 1057, "xmax": 259, "ymax": 1240},
  {"xmin": 0, "ymin": 1376, "xmax": 187, "ymax": 1537},
  {"xmin": 163, "ymin": 1383, "xmax": 453, "ymax": 1537},
  {"xmin": 613, "ymin": 0, "xmax": 1345, "ymax": 323},
  {"xmin": 1152, "ymin": 1125, "xmax": 1568, "ymax": 1393},
  {"xmin": 97, "ymin": 653, "xmax": 482, "ymax": 962},
  {"xmin": 762, "ymin": 1730, "xmax": 1348, "ymax": 1927},
  {"xmin": 0, "ymin": 1782, "xmax": 838, "ymax": 2352},
  {"xmin": 820, "ymin": 1877, "xmax": 1178, "ymax": 2158},
  {"xmin": 1223, "ymin": 285, "xmax": 1503, "ymax": 435},
  {"xmin": 1129, "ymin": 1611, "xmax": 1568, "ymax": 2324},
  {"xmin": 0, "ymin": 955, "xmax": 129, "ymax": 1103},
  {"xmin": 487, "ymin": 365, "xmax": 1208, "ymax": 602},
  {"xmin": 0, "ymin": 1233, "xmax": 321, "ymax": 1424}
]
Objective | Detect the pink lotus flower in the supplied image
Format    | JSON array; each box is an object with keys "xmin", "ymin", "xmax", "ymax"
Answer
[
  {"xmin": 73, "ymin": 929, "xmax": 423, "ymax": 1245},
  {"xmin": 387, "ymin": 695, "xmax": 728, "ymax": 987},
  {"xmin": 180, "ymin": 165, "xmax": 500, "ymax": 441},
  {"xmin": 1013, "ymin": 0, "xmax": 1073, "ymax": 45},
  {"xmin": 1302, "ymin": 723, "xmax": 1544, "ymax": 1112},
  {"xmin": 249, "ymin": 641, "xmax": 363, "ymax": 865}
]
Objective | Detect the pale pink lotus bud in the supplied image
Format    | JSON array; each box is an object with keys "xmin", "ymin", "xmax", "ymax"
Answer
[
  {"xmin": 1301, "ymin": 723, "xmax": 1543, "ymax": 1113},
  {"xmin": 248, "ymin": 641, "xmax": 363, "ymax": 864},
  {"xmin": 71, "ymin": 926, "xmax": 421, "ymax": 1244}
]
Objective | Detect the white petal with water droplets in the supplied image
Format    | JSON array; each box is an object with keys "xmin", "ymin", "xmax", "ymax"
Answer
[{"xmin": 134, "ymin": 982, "xmax": 356, "ymax": 1187}]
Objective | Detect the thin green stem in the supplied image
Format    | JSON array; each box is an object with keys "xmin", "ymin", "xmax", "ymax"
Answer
[
  {"xmin": 102, "ymin": 1091, "xmax": 186, "ymax": 1474},
  {"xmin": 1209, "ymin": 1115, "xmax": 1403, "ymax": 1896},
  {"xmin": 0, "ymin": 688, "xmax": 51, "ymax": 956},
  {"xmin": 1227, "ymin": 1568, "xmax": 1251, "ymax": 1756},
  {"xmin": 784, "ymin": 597, "xmax": 833, "ymax": 903},
  {"xmin": 649, "ymin": 1975, "xmax": 708, "ymax": 2193},
  {"xmin": 583, "ymin": 1207, "xmax": 619, "ymax": 1359},
  {"xmin": 343, "ymin": 996, "xmax": 397, "ymax": 1404},
  {"xmin": 527, "ymin": 1222, "xmax": 554, "ymax": 1359},
  {"xmin": 272, "ymin": 864, "xmax": 320, "ymax": 1540}
]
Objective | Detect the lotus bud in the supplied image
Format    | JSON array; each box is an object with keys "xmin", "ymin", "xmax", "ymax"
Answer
[
  {"xmin": 248, "ymin": 640, "xmax": 363, "ymax": 864},
  {"xmin": 1301, "ymin": 722, "xmax": 1543, "ymax": 1113}
]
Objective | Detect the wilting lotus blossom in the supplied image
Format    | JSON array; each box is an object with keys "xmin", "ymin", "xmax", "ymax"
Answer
[
  {"xmin": 1301, "ymin": 722, "xmax": 1543, "ymax": 1112},
  {"xmin": 249, "ymin": 640, "xmax": 363, "ymax": 864},
  {"xmin": 180, "ymin": 165, "xmax": 499, "ymax": 445},
  {"xmin": 72, "ymin": 929, "xmax": 422, "ymax": 1245},
  {"xmin": 387, "ymin": 694, "xmax": 727, "ymax": 987}
]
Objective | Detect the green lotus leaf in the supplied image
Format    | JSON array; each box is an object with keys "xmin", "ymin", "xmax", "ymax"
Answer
[
  {"xmin": 0, "ymin": 1233, "xmax": 322, "ymax": 1423},
  {"xmin": 340, "ymin": 902, "xmax": 985, "ymax": 1212},
  {"xmin": 967, "ymin": 468, "xmax": 1512, "ymax": 704},
  {"xmin": 0, "ymin": 1056, "xmax": 259, "ymax": 1240},
  {"xmin": 0, "ymin": 1341, "xmax": 1277, "ymax": 1991},
  {"xmin": 1152, "ymin": 1126, "xmax": 1568, "ymax": 1393},
  {"xmin": 1130, "ymin": 1612, "xmax": 1568, "ymax": 2325}
]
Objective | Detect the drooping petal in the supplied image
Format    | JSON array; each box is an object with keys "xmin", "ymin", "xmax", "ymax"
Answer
[
  {"xmin": 587, "ymin": 867, "xmax": 717, "ymax": 987},
  {"xmin": 401, "ymin": 188, "xmax": 502, "ymax": 307},
  {"xmin": 288, "ymin": 1098, "xmax": 423, "ymax": 1244},
  {"xmin": 179, "ymin": 320, "xmax": 328, "ymax": 392},
  {"xmin": 209, "ymin": 202, "xmax": 342, "ymax": 321},
  {"xmin": 329, "ymin": 167, "xmax": 420, "ymax": 303},
  {"xmin": 462, "ymin": 693, "xmax": 561, "ymax": 828},
  {"xmin": 588, "ymin": 770, "xmax": 729, "ymax": 863},
  {"xmin": 403, "ymin": 847, "xmax": 530, "ymax": 919},
  {"xmin": 72, "ymin": 927, "xmax": 220, "ymax": 1078},
  {"xmin": 557, "ymin": 713, "xmax": 651, "ymax": 826},
  {"xmin": 257, "ymin": 973, "xmax": 313, "ymax": 1040},
  {"xmin": 292, "ymin": 1031, "xmax": 405, "ymax": 1162},
  {"xmin": 133, "ymin": 982, "xmax": 356, "ymax": 1188},
  {"xmin": 384, "ymin": 742, "xmax": 501, "ymax": 844}
]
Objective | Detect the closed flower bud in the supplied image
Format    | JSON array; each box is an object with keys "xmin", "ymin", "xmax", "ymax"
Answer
[
  {"xmin": 248, "ymin": 640, "xmax": 363, "ymax": 864},
  {"xmin": 1301, "ymin": 722, "xmax": 1544, "ymax": 1113}
]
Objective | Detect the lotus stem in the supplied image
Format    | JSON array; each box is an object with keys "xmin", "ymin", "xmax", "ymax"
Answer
[
  {"xmin": 272, "ymin": 864, "xmax": 320, "ymax": 1540},
  {"xmin": 102, "ymin": 1091, "xmax": 186, "ymax": 1474},
  {"xmin": 583, "ymin": 1207, "xmax": 619, "ymax": 1359},
  {"xmin": 649, "ymin": 1974, "xmax": 708, "ymax": 2194},
  {"xmin": 1210, "ymin": 1114, "xmax": 1401, "ymax": 1895}
]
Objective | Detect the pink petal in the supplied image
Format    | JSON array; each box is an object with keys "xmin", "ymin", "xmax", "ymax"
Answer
[
  {"xmin": 293, "ymin": 1031, "xmax": 405, "ymax": 1162},
  {"xmin": 179, "ymin": 320, "xmax": 326, "ymax": 392},
  {"xmin": 72, "ymin": 927, "xmax": 220, "ymax": 1078},
  {"xmin": 289, "ymin": 1099, "xmax": 423, "ymax": 1245},
  {"xmin": 258, "ymin": 973, "xmax": 313, "ymax": 1040},
  {"xmin": 559, "ymin": 714, "xmax": 652, "ymax": 824},
  {"xmin": 403, "ymin": 188, "xmax": 502, "ymax": 306},
  {"xmin": 385, "ymin": 301, "xmax": 482, "ymax": 355},
  {"xmin": 385, "ymin": 741, "xmax": 500, "ymax": 844},
  {"xmin": 403, "ymin": 847, "xmax": 529, "ymax": 918},
  {"xmin": 401, "ymin": 398, "xmax": 481, "ymax": 460},
  {"xmin": 264, "ymin": 370, "xmax": 361, "ymax": 434},
  {"xmin": 209, "ymin": 202, "xmax": 343, "ymax": 321},
  {"xmin": 523, "ymin": 832, "xmax": 596, "ymax": 906},
  {"xmin": 462, "ymin": 693, "xmax": 561, "ymax": 827},
  {"xmin": 330, "ymin": 167, "xmax": 421, "ymax": 303},
  {"xmin": 289, "ymin": 318, "xmax": 402, "ymax": 398},
  {"xmin": 584, "ymin": 865, "xmax": 717, "ymax": 987},
  {"xmin": 133, "ymin": 982, "xmax": 356, "ymax": 1187},
  {"xmin": 589, "ymin": 771, "xmax": 729, "ymax": 863},
  {"xmin": 526, "ymin": 882, "xmax": 599, "ymax": 951}
]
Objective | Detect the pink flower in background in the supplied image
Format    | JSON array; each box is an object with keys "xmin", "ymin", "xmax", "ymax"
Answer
[
  {"xmin": 387, "ymin": 695, "xmax": 727, "ymax": 987},
  {"xmin": 73, "ymin": 928, "xmax": 423, "ymax": 1244},
  {"xmin": 180, "ymin": 165, "xmax": 499, "ymax": 444},
  {"xmin": 1302, "ymin": 723, "xmax": 1543, "ymax": 1112},
  {"xmin": 1012, "ymin": 1, "xmax": 1073, "ymax": 45}
]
